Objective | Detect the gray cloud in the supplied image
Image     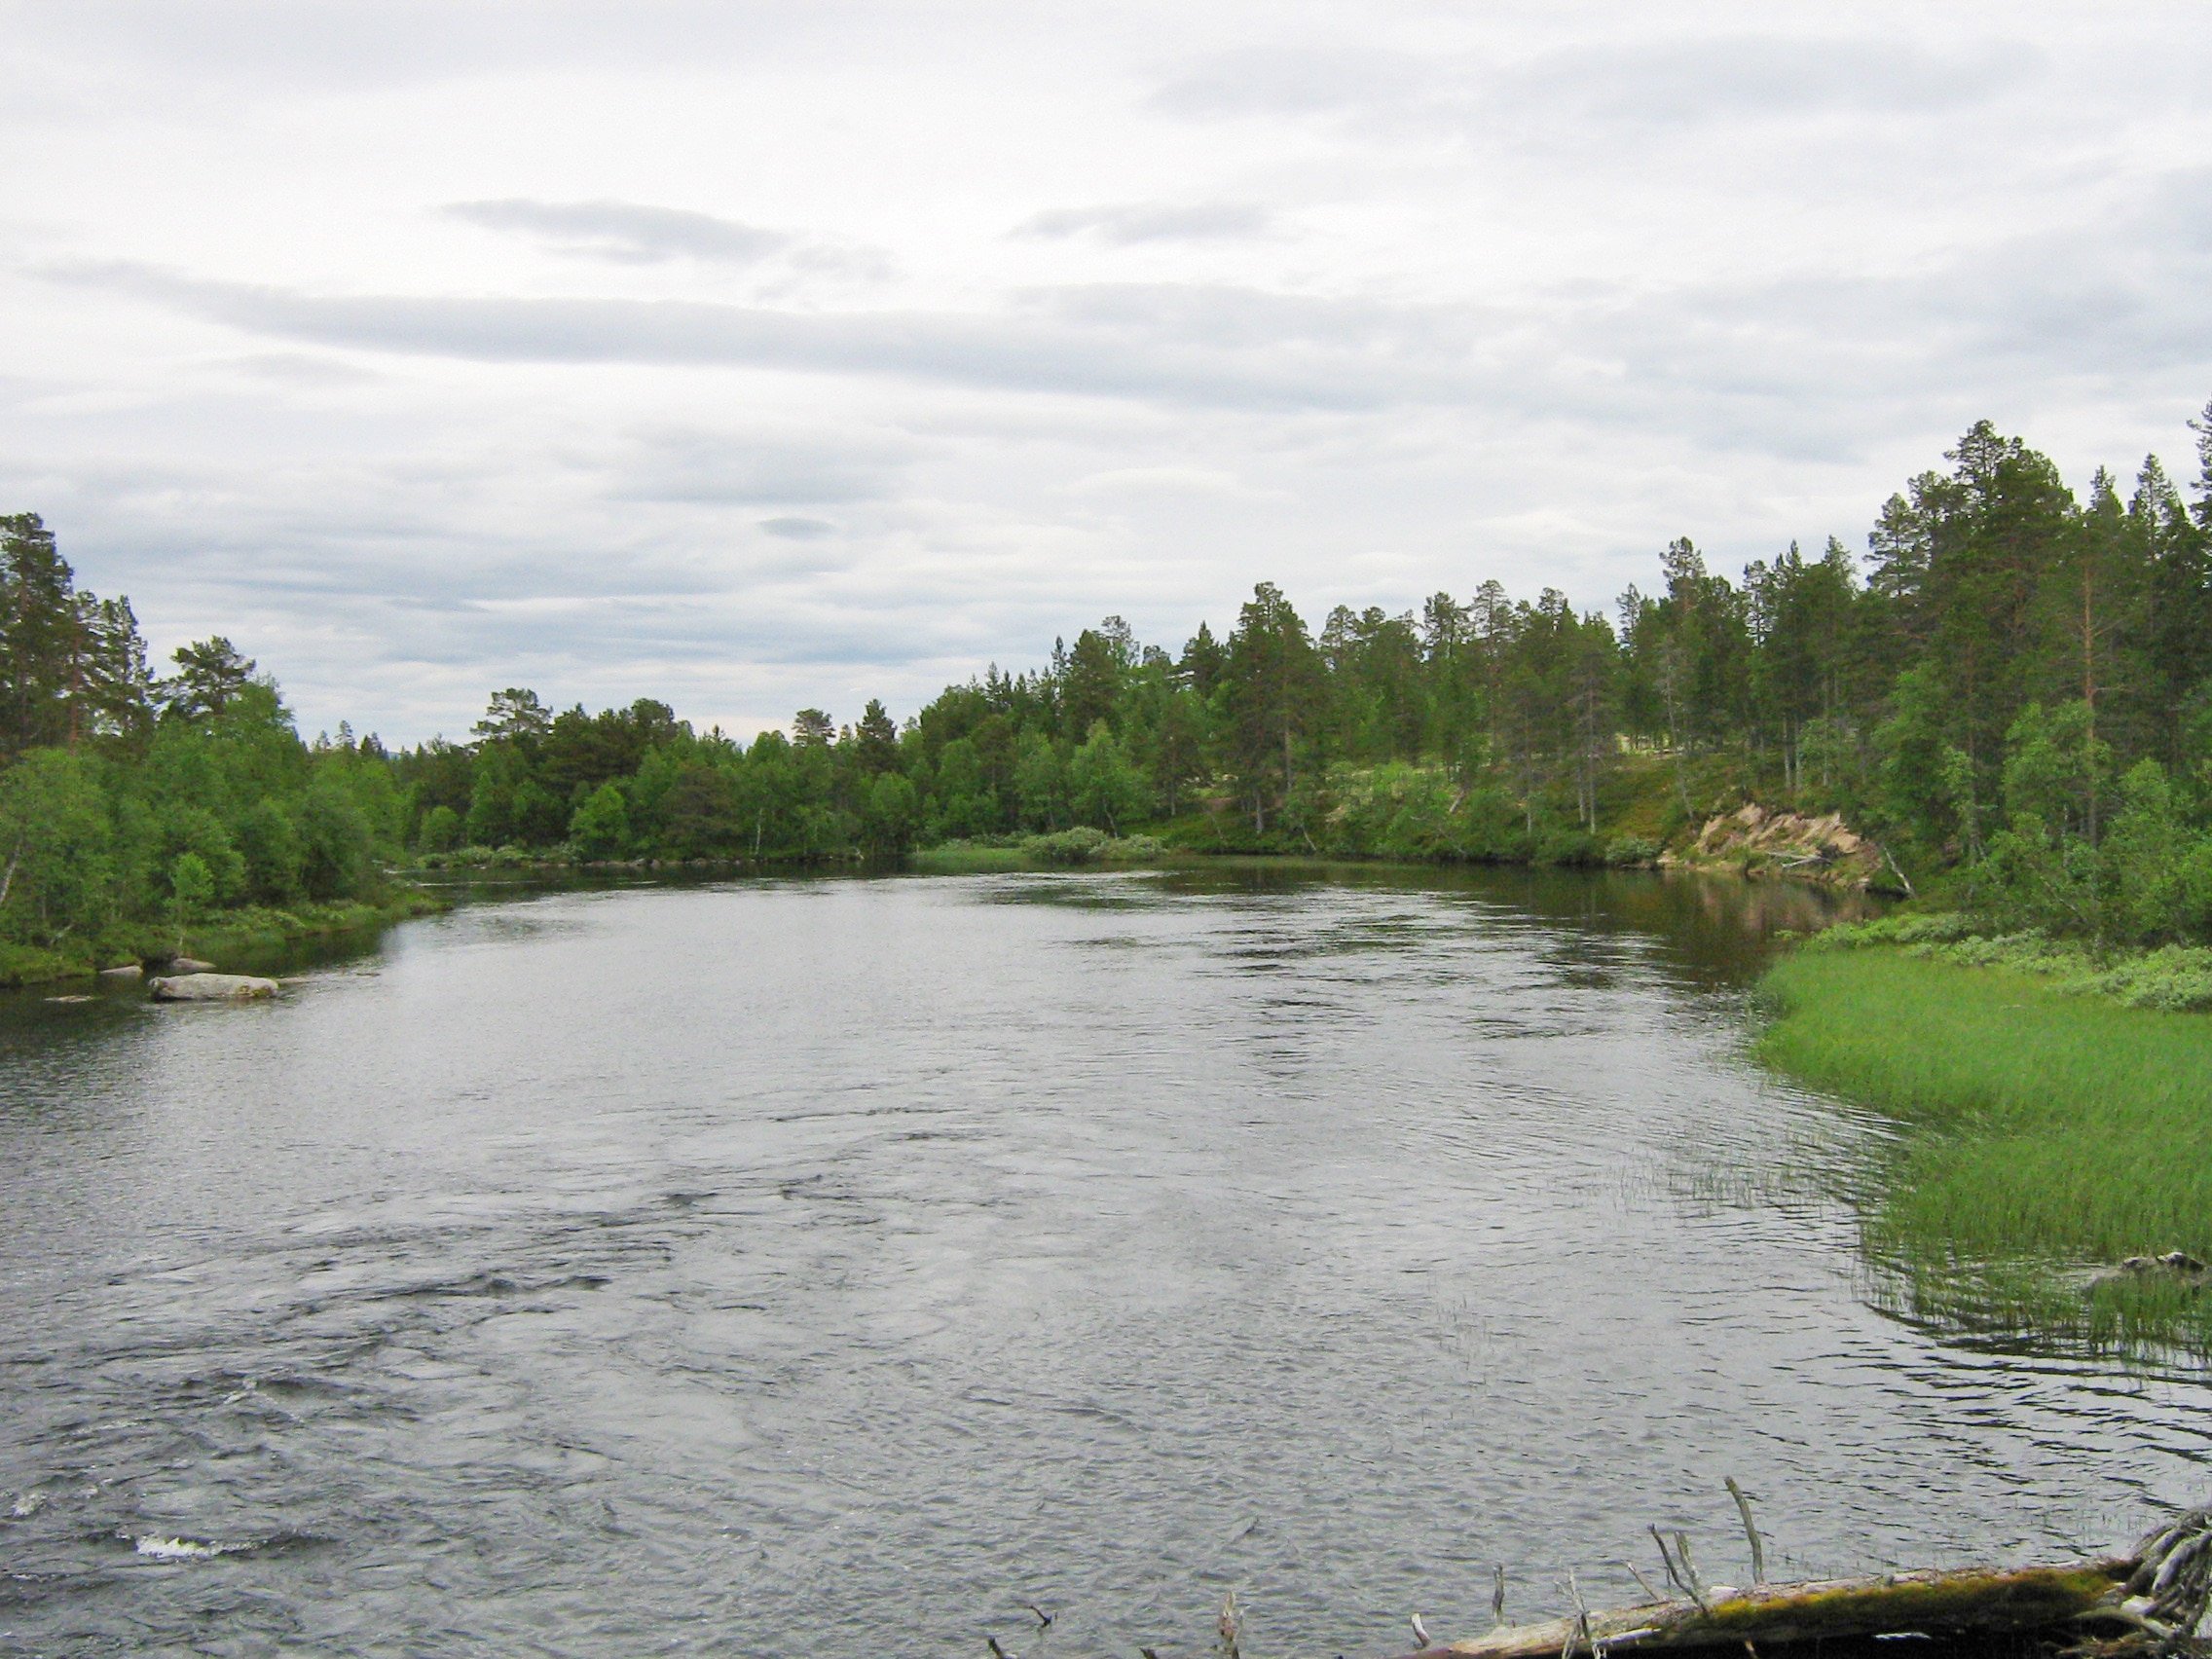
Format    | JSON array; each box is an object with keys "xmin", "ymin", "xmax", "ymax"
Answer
[
  {"xmin": 0, "ymin": 3, "xmax": 862, "ymax": 95},
  {"xmin": 47, "ymin": 155, "xmax": 2212, "ymax": 478},
  {"xmin": 217, "ymin": 351, "xmax": 381, "ymax": 386},
  {"xmin": 615, "ymin": 428, "xmax": 908, "ymax": 505},
  {"xmin": 1016, "ymin": 201, "xmax": 1276, "ymax": 244},
  {"xmin": 446, "ymin": 199, "xmax": 789, "ymax": 265},
  {"xmin": 1149, "ymin": 46, "xmax": 1423, "ymax": 120},
  {"xmin": 1152, "ymin": 35, "xmax": 2044, "ymax": 133},
  {"xmin": 1495, "ymin": 37, "xmax": 2045, "ymax": 127},
  {"xmin": 1031, "ymin": 282, "xmax": 1456, "ymax": 354},
  {"xmin": 56, "ymin": 262, "xmax": 1475, "ymax": 411},
  {"xmin": 760, "ymin": 516, "xmax": 838, "ymax": 538}
]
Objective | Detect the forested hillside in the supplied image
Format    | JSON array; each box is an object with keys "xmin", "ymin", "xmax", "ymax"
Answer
[{"xmin": 9, "ymin": 412, "xmax": 2212, "ymax": 981}]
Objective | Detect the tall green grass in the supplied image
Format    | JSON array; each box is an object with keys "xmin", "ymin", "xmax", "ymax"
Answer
[
  {"xmin": 1759, "ymin": 948, "xmax": 2212, "ymax": 1355},
  {"xmin": 907, "ymin": 831, "xmax": 1169, "ymax": 872}
]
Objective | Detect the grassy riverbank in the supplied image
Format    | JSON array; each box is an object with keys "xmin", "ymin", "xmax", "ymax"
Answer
[
  {"xmin": 0, "ymin": 888, "xmax": 447, "ymax": 989},
  {"xmin": 180, "ymin": 890, "xmax": 447, "ymax": 963},
  {"xmin": 1759, "ymin": 946, "xmax": 2212, "ymax": 1352}
]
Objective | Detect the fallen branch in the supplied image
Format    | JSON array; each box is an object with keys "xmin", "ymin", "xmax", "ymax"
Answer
[
  {"xmin": 1723, "ymin": 1480, "xmax": 1765, "ymax": 1585},
  {"xmin": 1405, "ymin": 1561, "xmax": 2135, "ymax": 1659},
  {"xmin": 1396, "ymin": 1509, "xmax": 2212, "ymax": 1659}
]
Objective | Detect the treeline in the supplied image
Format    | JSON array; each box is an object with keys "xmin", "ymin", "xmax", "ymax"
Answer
[
  {"xmin": 0, "ymin": 512, "xmax": 409, "ymax": 977},
  {"xmin": 9, "ymin": 411, "xmax": 2212, "ymax": 973}
]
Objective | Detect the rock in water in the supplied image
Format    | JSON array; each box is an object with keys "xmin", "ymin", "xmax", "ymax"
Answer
[
  {"xmin": 98, "ymin": 963, "xmax": 143, "ymax": 978},
  {"xmin": 169, "ymin": 956, "xmax": 218, "ymax": 973},
  {"xmin": 148, "ymin": 974, "xmax": 277, "ymax": 1002}
]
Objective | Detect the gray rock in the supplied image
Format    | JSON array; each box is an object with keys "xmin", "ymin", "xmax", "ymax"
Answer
[
  {"xmin": 2088, "ymin": 1252, "xmax": 2210, "ymax": 1293},
  {"xmin": 98, "ymin": 963, "xmax": 143, "ymax": 978},
  {"xmin": 149, "ymin": 974, "xmax": 278, "ymax": 1002},
  {"xmin": 169, "ymin": 956, "xmax": 218, "ymax": 973}
]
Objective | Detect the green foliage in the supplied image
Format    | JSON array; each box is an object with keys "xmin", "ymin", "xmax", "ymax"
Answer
[
  {"xmin": 418, "ymin": 802, "xmax": 461, "ymax": 854},
  {"xmin": 297, "ymin": 777, "xmax": 373, "ymax": 901},
  {"xmin": 0, "ymin": 748, "xmax": 117, "ymax": 944},
  {"xmin": 1605, "ymin": 834, "xmax": 1663, "ymax": 866},
  {"xmin": 1761, "ymin": 947, "xmax": 2212, "ymax": 1354},
  {"xmin": 465, "ymin": 741, "xmax": 525, "ymax": 847},
  {"xmin": 165, "ymin": 637, "xmax": 258, "ymax": 721},
  {"xmin": 169, "ymin": 850, "xmax": 214, "ymax": 951},
  {"xmin": 15, "ymin": 401, "xmax": 2212, "ymax": 932},
  {"xmin": 1020, "ymin": 827, "xmax": 1163, "ymax": 865},
  {"xmin": 235, "ymin": 797, "xmax": 303, "ymax": 903},
  {"xmin": 862, "ymin": 770, "xmax": 918, "ymax": 856},
  {"xmin": 1068, "ymin": 720, "xmax": 1151, "ymax": 833},
  {"xmin": 568, "ymin": 782, "xmax": 631, "ymax": 861},
  {"xmin": 1013, "ymin": 729, "xmax": 1067, "ymax": 830},
  {"xmin": 1, "ymin": 514, "xmax": 151, "ymax": 756},
  {"xmin": 1803, "ymin": 910, "xmax": 2212, "ymax": 1013},
  {"xmin": 1026, "ymin": 825, "xmax": 1111, "ymax": 864}
]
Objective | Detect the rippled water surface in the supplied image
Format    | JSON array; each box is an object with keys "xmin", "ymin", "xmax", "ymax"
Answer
[{"xmin": 4, "ymin": 865, "xmax": 2209, "ymax": 1658}]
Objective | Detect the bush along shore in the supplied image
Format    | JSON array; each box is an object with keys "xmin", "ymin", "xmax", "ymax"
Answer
[{"xmin": 0, "ymin": 893, "xmax": 448, "ymax": 991}]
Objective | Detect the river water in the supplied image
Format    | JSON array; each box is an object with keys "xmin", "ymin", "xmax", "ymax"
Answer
[{"xmin": 3, "ymin": 865, "xmax": 2209, "ymax": 1659}]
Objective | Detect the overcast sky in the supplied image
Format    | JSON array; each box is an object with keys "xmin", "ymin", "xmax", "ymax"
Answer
[{"xmin": 5, "ymin": 1, "xmax": 2211, "ymax": 743}]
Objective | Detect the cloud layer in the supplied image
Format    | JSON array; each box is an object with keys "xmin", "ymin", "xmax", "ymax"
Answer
[
  {"xmin": 2, "ymin": 2, "xmax": 2208, "ymax": 741},
  {"xmin": 446, "ymin": 200, "xmax": 792, "ymax": 265}
]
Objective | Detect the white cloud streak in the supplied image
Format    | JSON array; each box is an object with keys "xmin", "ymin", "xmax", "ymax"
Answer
[
  {"xmin": 1016, "ymin": 201, "xmax": 1278, "ymax": 244},
  {"xmin": 445, "ymin": 200, "xmax": 792, "ymax": 265}
]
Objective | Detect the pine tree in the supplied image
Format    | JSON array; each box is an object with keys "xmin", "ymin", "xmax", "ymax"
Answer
[{"xmin": 1221, "ymin": 583, "xmax": 1319, "ymax": 835}]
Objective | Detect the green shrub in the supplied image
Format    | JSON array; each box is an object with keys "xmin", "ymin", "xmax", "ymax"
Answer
[
  {"xmin": 1534, "ymin": 828, "xmax": 1603, "ymax": 866},
  {"xmin": 568, "ymin": 782, "xmax": 631, "ymax": 861},
  {"xmin": 297, "ymin": 778, "xmax": 373, "ymax": 899},
  {"xmin": 1804, "ymin": 910, "xmax": 2212, "ymax": 1012},
  {"xmin": 1605, "ymin": 834, "xmax": 1662, "ymax": 867},
  {"xmin": 418, "ymin": 803, "xmax": 461, "ymax": 855},
  {"xmin": 1023, "ymin": 826, "xmax": 1110, "ymax": 864},
  {"xmin": 1098, "ymin": 833, "xmax": 1164, "ymax": 862},
  {"xmin": 236, "ymin": 797, "xmax": 303, "ymax": 903}
]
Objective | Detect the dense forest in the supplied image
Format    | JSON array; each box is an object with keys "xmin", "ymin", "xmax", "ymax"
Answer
[{"xmin": 8, "ymin": 411, "xmax": 2212, "ymax": 979}]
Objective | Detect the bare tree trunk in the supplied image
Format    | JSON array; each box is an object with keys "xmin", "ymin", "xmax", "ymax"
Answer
[
  {"xmin": 1404, "ymin": 1560, "xmax": 2133, "ymax": 1659},
  {"xmin": 2083, "ymin": 561, "xmax": 2101, "ymax": 852}
]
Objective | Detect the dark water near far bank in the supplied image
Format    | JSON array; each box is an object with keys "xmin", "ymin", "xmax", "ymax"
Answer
[{"xmin": 2, "ymin": 865, "xmax": 2208, "ymax": 1658}]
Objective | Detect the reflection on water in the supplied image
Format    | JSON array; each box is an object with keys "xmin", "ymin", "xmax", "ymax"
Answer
[{"xmin": 0, "ymin": 866, "xmax": 2202, "ymax": 1659}]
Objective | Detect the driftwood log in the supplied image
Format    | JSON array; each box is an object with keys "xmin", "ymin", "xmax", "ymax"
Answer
[{"xmin": 1395, "ymin": 1509, "xmax": 2212, "ymax": 1659}]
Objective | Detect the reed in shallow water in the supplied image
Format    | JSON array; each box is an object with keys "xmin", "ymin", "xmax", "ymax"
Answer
[{"xmin": 1757, "ymin": 947, "xmax": 2212, "ymax": 1353}]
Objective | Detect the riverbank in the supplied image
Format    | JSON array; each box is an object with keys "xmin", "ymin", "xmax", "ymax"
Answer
[
  {"xmin": 1758, "ymin": 944, "xmax": 2212, "ymax": 1353},
  {"xmin": 1793, "ymin": 911, "xmax": 2212, "ymax": 1010},
  {"xmin": 410, "ymin": 754, "xmax": 1906, "ymax": 892},
  {"xmin": 0, "ymin": 888, "xmax": 448, "ymax": 990}
]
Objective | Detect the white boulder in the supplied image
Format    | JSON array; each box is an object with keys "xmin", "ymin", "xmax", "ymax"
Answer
[{"xmin": 149, "ymin": 974, "xmax": 278, "ymax": 1002}]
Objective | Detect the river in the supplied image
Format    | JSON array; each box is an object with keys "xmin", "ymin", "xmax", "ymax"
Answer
[{"xmin": 2, "ymin": 865, "xmax": 2208, "ymax": 1658}]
